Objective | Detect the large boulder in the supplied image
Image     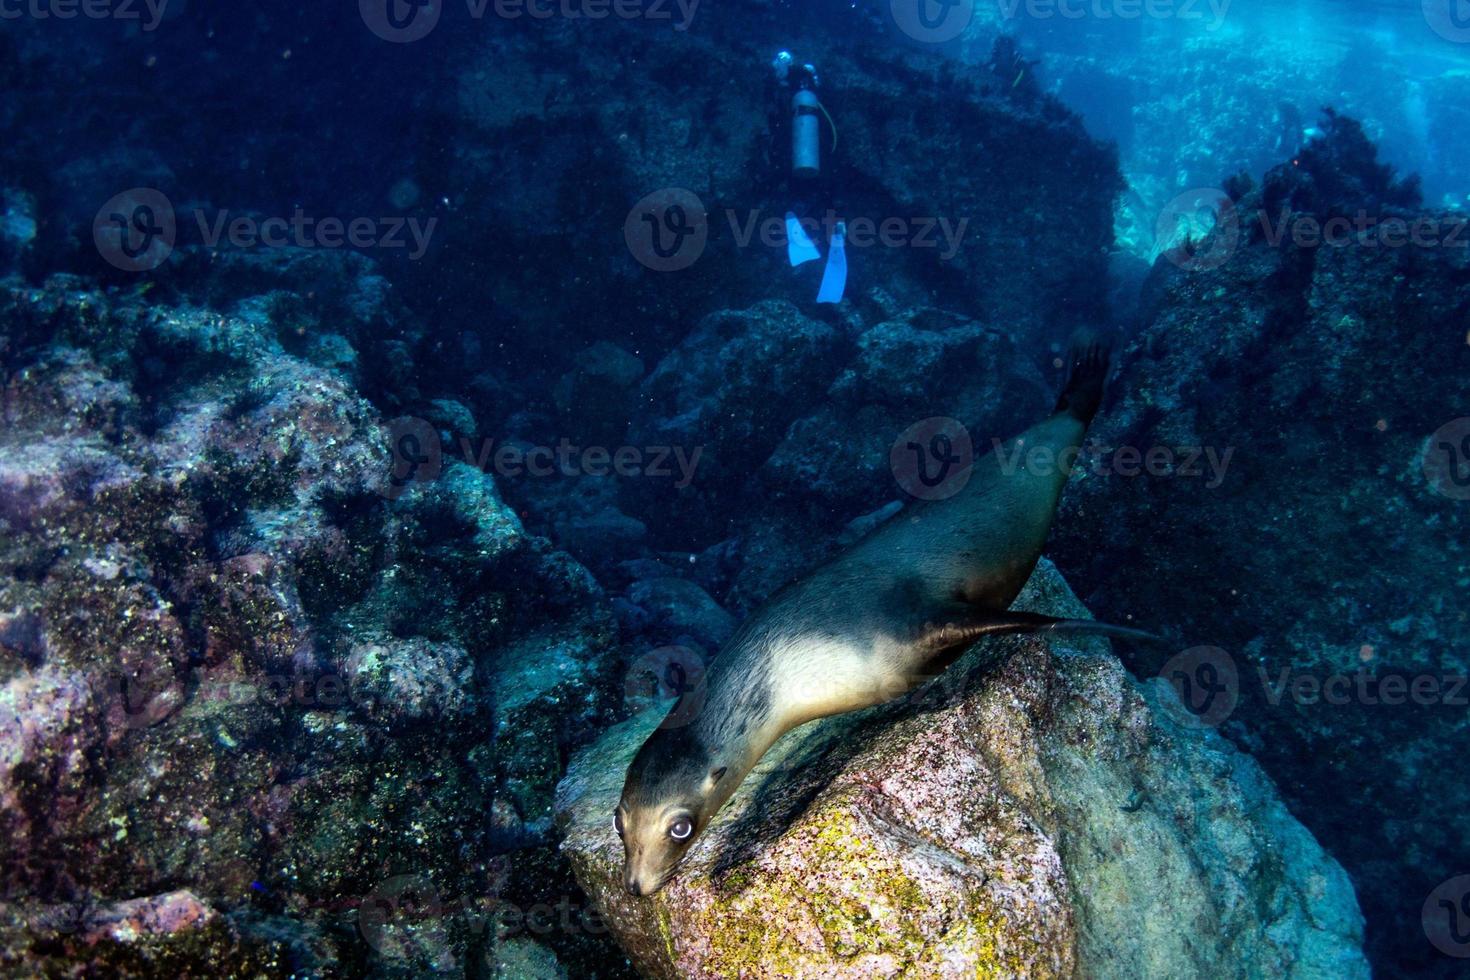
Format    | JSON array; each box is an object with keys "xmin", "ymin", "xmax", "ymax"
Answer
[{"xmin": 556, "ymin": 561, "xmax": 1368, "ymax": 979}]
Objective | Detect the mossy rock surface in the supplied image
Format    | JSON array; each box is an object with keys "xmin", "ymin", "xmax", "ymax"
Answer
[{"xmin": 556, "ymin": 561, "xmax": 1369, "ymax": 979}]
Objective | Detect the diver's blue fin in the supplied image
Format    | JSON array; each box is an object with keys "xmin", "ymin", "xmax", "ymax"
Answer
[
  {"xmin": 785, "ymin": 211, "xmax": 821, "ymax": 267},
  {"xmin": 816, "ymin": 221, "xmax": 847, "ymax": 304}
]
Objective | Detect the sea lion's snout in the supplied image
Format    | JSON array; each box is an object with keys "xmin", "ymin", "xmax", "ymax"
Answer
[
  {"xmin": 616, "ymin": 727, "xmax": 738, "ymax": 897},
  {"xmin": 615, "ymin": 806, "xmax": 693, "ymax": 898}
]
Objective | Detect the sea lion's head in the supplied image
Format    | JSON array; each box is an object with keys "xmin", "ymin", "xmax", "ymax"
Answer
[{"xmin": 615, "ymin": 726, "xmax": 730, "ymax": 897}]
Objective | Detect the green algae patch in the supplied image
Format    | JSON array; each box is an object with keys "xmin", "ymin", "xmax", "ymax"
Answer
[{"xmin": 698, "ymin": 806, "xmax": 944, "ymax": 979}]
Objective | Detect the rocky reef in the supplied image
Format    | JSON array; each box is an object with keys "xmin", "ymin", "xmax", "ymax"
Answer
[
  {"xmin": 557, "ymin": 561, "xmax": 1368, "ymax": 978},
  {"xmin": 1049, "ymin": 112, "xmax": 1470, "ymax": 976},
  {"xmin": 0, "ymin": 262, "xmax": 621, "ymax": 975}
]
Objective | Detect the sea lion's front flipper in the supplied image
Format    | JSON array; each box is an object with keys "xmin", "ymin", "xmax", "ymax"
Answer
[{"xmin": 915, "ymin": 607, "xmax": 1157, "ymax": 661}]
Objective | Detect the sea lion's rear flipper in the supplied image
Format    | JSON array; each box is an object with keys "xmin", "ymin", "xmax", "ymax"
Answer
[
  {"xmin": 915, "ymin": 607, "xmax": 1157, "ymax": 661},
  {"xmin": 1054, "ymin": 333, "xmax": 1111, "ymax": 425},
  {"xmin": 976, "ymin": 610, "xmax": 1158, "ymax": 644}
]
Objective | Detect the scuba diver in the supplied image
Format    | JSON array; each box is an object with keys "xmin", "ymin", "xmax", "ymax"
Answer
[{"xmin": 766, "ymin": 51, "xmax": 846, "ymax": 303}]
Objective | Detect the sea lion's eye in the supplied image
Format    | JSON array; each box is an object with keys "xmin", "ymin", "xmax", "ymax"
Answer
[
  {"xmin": 614, "ymin": 810, "xmax": 624, "ymax": 836},
  {"xmin": 669, "ymin": 817, "xmax": 693, "ymax": 840}
]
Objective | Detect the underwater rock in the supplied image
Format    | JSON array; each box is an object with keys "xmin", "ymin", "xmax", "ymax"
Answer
[
  {"xmin": 0, "ymin": 275, "xmax": 621, "ymax": 974},
  {"xmin": 627, "ymin": 299, "xmax": 845, "ymax": 525},
  {"xmin": 1049, "ymin": 122, "xmax": 1470, "ymax": 975},
  {"xmin": 486, "ymin": 935, "xmax": 569, "ymax": 979},
  {"xmin": 0, "ymin": 667, "xmax": 101, "ymax": 866},
  {"xmin": 81, "ymin": 889, "xmax": 216, "ymax": 943},
  {"xmin": 0, "ymin": 891, "xmax": 340, "ymax": 976},
  {"xmin": 342, "ymin": 635, "xmax": 476, "ymax": 729},
  {"xmin": 556, "ymin": 561, "xmax": 1369, "ymax": 979},
  {"xmin": 624, "ymin": 577, "xmax": 735, "ymax": 653},
  {"xmin": 553, "ymin": 342, "xmax": 646, "ymax": 446}
]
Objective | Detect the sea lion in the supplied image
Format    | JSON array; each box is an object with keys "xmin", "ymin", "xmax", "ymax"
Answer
[{"xmin": 615, "ymin": 339, "xmax": 1150, "ymax": 897}]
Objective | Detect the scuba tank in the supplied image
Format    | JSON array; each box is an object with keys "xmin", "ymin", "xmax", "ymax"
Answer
[{"xmin": 792, "ymin": 88, "xmax": 822, "ymax": 179}]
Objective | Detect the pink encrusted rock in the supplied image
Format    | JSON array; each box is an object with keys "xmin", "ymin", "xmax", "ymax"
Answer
[
  {"xmin": 0, "ymin": 667, "xmax": 101, "ymax": 850},
  {"xmin": 82, "ymin": 890, "xmax": 217, "ymax": 944}
]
